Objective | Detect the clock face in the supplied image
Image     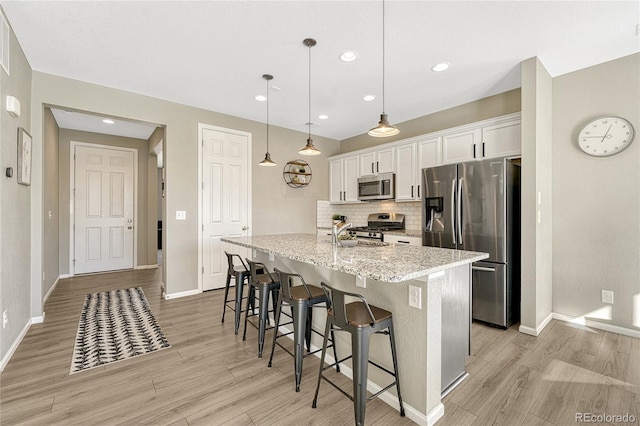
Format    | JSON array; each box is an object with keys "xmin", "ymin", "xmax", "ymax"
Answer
[{"xmin": 578, "ymin": 116, "xmax": 634, "ymax": 157}]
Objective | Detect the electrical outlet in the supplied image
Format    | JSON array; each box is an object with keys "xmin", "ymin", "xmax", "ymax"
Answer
[
  {"xmin": 601, "ymin": 290, "xmax": 614, "ymax": 304},
  {"xmin": 3, "ymin": 310, "xmax": 7, "ymax": 328},
  {"xmin": 409, "ymin": 285, "xmax": 421, "ymax": 309}
]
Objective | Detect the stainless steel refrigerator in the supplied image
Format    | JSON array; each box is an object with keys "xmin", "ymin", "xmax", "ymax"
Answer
[{"xmin": 422, "ymin": 157, "xmax": 520, "ymax": 329}]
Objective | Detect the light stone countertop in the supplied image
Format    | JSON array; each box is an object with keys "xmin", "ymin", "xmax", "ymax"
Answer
[{"xmin": 222, "ymin": 233, "xmax": 488, "ymax": 283}]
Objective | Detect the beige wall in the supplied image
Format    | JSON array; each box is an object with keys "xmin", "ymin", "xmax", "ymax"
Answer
[
  {"xmin": 552, "ymin": 53, "xmax": 640, "ymax": 331},
  {"xmin": 340, "ymin": 89, "xmax": 521, "ymax": 153},
  {"xmin": 0, "ymin": 19, "xmax": 32, "ymax": 363},
  {"xmin": 520, "ymin": 57, "xmax": 554, "ymax": 333},
  {"xmin": 57, "ymin": 129, "xmax": 152, "ymax": 274},
  {"xmin": 42, "ymin": 108, "xmax": 59, "ymax": 300},
  {"xmin": 31, "ymin": 72, "xmax": 340, "ymax": 300}
]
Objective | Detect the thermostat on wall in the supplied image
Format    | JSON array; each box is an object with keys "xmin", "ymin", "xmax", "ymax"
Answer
[{"xmin": 5, "ymin": 95, "xmax": 20, "ymax": 118}]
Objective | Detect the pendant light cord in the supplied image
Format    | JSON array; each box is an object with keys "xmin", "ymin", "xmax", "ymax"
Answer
[
  {"xmin": 382, "ymin": 0, "xmax": 386, "ymax": 115},
  {"xmin": 266, "ymin": 78, "xmax": 269, "ymax": 152},
  {"xmin": 308, "ymin": 42, "xmax": 312, "ymax": 139}
]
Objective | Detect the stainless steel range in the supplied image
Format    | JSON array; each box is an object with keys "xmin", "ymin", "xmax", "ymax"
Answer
[{"xmin": 349, "ymin": 213, "xmax": 405, "ymax": 241}]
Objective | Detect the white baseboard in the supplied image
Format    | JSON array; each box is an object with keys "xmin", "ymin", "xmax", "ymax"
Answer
[
  {"xmin": 135, "ymin": 264, "xmax": 158, "ymax": 270},
  {"xmin": 164, "ymin": 289, "xmax": 201, "ymax": 300},
  {"xmin": 59, "ymin": 273, "xmax": 71, "ymax": 279},
  {"xmin": 31, "ymin": 314, "xmax": 44, "ymax": 324},
  {"xmin": 552, "ymin": 312, "xmax": 640, "ymax": 339},
  {"xmin": 0, "ymin": 319, "xmax": 32, "ymax": 372},
  {"xmin": 519, "ymin": 312, "xmax": 553, "ymax": 336},
  {"xmin": 275, "ymin": 323, "xmax": 431, "ymax": 425},
  {"xmin": 43, "ymin": 277, "xmax": 60, "ymax": 304}
]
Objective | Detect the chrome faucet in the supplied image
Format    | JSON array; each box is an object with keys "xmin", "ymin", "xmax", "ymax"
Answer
[{"xmin": 332, "ymin": 221, "xmax": 352, "ymax": 246}]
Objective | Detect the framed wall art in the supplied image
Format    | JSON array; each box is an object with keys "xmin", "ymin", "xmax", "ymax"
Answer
[{"xmin": 17, "ymin": 127, "xmax": 31, "ymax": 185}]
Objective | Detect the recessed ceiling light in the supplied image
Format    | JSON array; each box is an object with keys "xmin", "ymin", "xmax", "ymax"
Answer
[
  {"xmin": 339, "ymin": 50, "xmax": 359, "ymax": 62},
  {"xmin": 363, "ymin": 95, "xmax": 376, "ymax": 102},
  {"xmin": 431, "ymin": 62, "xmax": 451, "ymax": 72},
  {"xmin": 255, "ymin": 95, "xmax": 267, "ymax": 102},
  {"xmin": 102, "ymin": 119, "xmax": 115, "ymax": 124},
  {"xmin": 318, "ymin": 114, "xmax": 328, "ymax": 120}
]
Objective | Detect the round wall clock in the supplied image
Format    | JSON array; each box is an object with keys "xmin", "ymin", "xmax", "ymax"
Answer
[{"xmin": 578, "ymin": 116, "xmax": 635, "ymax": 157}]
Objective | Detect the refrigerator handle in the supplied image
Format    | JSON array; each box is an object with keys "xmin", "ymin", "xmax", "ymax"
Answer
[
  {"xmin": 471, "ymin": 266, "xmax": 496, "ymax": 272},
  {"xmin": 457, "ymin": 178, "xmax": 463, "ymax": 245},
  {"xmin": 451, "ymin": 179, "xmax": 456, "ymax": 245}
]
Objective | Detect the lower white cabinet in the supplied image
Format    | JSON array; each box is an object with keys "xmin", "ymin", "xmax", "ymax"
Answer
[{"xmin": 384, "ymin": 234, "xmax": 422, "ymax": 245}]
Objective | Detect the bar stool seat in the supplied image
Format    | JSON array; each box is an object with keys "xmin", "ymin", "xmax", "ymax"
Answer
[
  {"xmin": 243, "ymin": 259, "xmax": 280, "ymax": 358},
  {"xmin": 267, "ymin": 268, "xmax": 339, "ymax": 392},
  {"xmin": 312, "ymin": 282, "xmax": 405, "ymax": 426}
]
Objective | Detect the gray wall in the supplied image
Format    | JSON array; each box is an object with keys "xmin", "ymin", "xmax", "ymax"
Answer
[
  {"xmin": 340, "ymin": 88, "xmax": 521, "ymax": 153},
  {"xmin": 0, "ymin": 19, "xmax": 32, "ymax": 363},
  {"xmin": 42, "ymin": 108, "xmax": 59, "ymax": 300},
  {"xmin": 552, "ymin": 53, "xmax": 640, "ymax": 331},
  {"xmin": 57, "ymin": 129, "xmax": 152, "ymax": 274},
  {"xmin": 31, "ymin": 72, "xmax": 339, "ymax": 302},
  {"xmin": 520, "ymin": 57, "xmax": 553, "ymax": 333}
]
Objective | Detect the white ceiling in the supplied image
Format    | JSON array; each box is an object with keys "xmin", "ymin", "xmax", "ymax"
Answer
[
  {"xmin": 3, "ymin": 1, "xmax": 639, "ymax": 141},
  {"xmin": 50, "ymin": 108, "xmax": 158, "ymax": 140}
]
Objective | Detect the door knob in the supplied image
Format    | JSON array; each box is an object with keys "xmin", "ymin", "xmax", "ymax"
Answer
[
  {"xmin": 242, "ymin": 226, "xmax": 249, "ymax": 230},
  {"xmin": 128, "ymin": 226, "xmax": 133, "ymax": 230}
]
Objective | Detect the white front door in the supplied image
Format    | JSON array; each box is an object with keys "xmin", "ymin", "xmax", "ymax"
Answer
[
  {"xmin": 201, "ymin": 125, "xmax": 251, "ymax": 291},
  {"xmin": 74, "ymin": 145, "xmax": 135, "ymax": 274}
]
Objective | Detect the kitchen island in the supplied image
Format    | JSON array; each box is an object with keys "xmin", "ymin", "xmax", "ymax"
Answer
[{"xmin": 222, "ymin": 233, "xmax": 487, "ymax": 425}]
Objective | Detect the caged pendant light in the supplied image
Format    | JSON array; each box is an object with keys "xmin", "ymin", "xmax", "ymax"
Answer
[
  {"xmin": 259, "ymin": 74, "xmax": 277, "ymax": 166},
  {"xmin": 368, "ymin": 0, "xmax": 399, "ymax": 137},
  {"xmin": 299, "ymin": 38, "xmax": 321, "ymax": 156}
]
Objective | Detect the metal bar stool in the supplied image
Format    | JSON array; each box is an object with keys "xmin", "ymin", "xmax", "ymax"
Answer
[
  {"xmin": 312, "ymin": 282, "xmax": 405, "ymax": 426},
  {"xmin": 243, "ymin": 259, "xmax": 280, "ymax": 357},
  {"xmin": 267, "ymin": 268, "xmax": 339, "ymax": 392},
  {"xmin": 221, "ymin": 251, "xmax": 253, "ymax": 335}
]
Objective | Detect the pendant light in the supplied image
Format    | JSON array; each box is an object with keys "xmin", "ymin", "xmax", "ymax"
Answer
[
  {"xmin": 368, "ymin": 0, "xmax": 399, "ymax": 137},
  {"xmin": 259, "ymin": 74, "xmax": 277, "ymax": 166},
  {"xmin": 299, "ymin": 38, "xmax": 321, "ymax": 156}
]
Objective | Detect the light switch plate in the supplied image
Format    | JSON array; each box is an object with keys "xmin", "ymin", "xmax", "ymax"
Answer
[{"xmin": 176, "ymin": 210, "xmax": 186, "ymax": 220}]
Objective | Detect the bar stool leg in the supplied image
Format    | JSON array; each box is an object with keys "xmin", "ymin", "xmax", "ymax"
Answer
[
  {"xmin": 292, "ymin": 302, "xmax": 308, "ymax": 392},
  {"xmin": 242, "ymin": 285, "xmax": 254, "ymax": 341},
  {"xmin": 312, "ymin": 319, "xmax": 333, "ymax": 408},
  {"xmin": 351, "ymin": 330, "xmax": 371, "ymax": 426},
  {"xmin": 257, "ymin": 285, "xmax": 271, "ymax": 358},
  {"xmin": 221, "ymin": 273, "xmax": 232, "ymax": 323},
  {"xmin": 388, "ymin": 322, "xmax": 405, "ymax": 417},
  {"xmin": 305, "ymin": 306, "xmax": 313, "ymax": 352},
  {"xmin": 330, "ymin": 324, "xmax": 340, "ymax": 373},
  {"xmin": 267, "ymin": 297, "xmax": 283, "ymax": 368},
  {"xmin": 234, "ymin": 270, "xmax": 246, "ymax": 335}
]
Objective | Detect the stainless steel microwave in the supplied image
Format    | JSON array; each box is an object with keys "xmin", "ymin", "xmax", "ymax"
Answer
[{"xmin": 357, "ymin": 173, "xmax": 395, "ymax": 201}]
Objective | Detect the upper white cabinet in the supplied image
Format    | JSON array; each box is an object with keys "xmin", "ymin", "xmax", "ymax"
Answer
[
  {"xmin": 359, "ymin": 147, "xmax": 394, "ymax": 176},
  {"xmin": 395, "ymin": 143, "xmax": 417, "ymax": 201},
  {"xmin": 417, "ymin": 137, "xmax": 442, "ymax": 171},
  {"xmin": 329, "ymin": 155, "xmax": 359, "ymax": 204},
  {"xmin": 442, "ymin": 115, "xmax": 521, "ymax": 164},
  {"xmin": 481, "ymin": 120, "xmax": 521, "ymax": 159},
  {"xmin": 442, "ymin": 129, "xmax": 481, "ymax": 164}
]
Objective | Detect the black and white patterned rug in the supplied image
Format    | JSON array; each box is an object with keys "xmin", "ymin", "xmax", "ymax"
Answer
[{"xmin": 70, "ymin": 287, "xmax": 171, "ymax": 374}]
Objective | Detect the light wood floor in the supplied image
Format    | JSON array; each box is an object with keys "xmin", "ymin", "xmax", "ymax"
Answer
[{"xmin": 1, "ymin": 269, "xmax": 638, "ymax": 425}]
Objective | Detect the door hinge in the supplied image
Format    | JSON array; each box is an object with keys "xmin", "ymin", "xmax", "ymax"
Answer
[{"xmin": 202, "ymin": 266, "xmax": 204, "ymax": 274}]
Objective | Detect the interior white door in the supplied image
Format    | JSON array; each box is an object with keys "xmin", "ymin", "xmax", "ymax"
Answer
[
  {"xmin": 74, "ymin": 145, "xmax": 135, "ymax": 274},
  {"xmin": 202, "ymin": 126, "xmax": 250, "ymax": 291}
]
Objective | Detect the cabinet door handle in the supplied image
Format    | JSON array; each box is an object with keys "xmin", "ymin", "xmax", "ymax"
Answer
[
  {"xmin": 418, "ymin": 185, "xmax": 420, "ymax": 198},
  {"xmin": 340, "ymin": 191, "xmax": 344, "ymax": 201},
  {"xmin": 411, "ymin": 185, "xmax": 414, "ymax": 198},
  {"xmin": 376, "ymin": 161, "xmax": 379, "ymax": 172},
  {"xmin": 482, "ymin": 142, "xmax": 485, "ymax": 157},
  {"xmin": 473, "ymin": 144, "xmax": 476, "ymax": 158},
  {"xmin": 371, "ymin": 163, "xmax": 374, "ymax": 174},
  {"xmin": 397, "ymin": 240, "xmax": 410, "ymax": 244}
]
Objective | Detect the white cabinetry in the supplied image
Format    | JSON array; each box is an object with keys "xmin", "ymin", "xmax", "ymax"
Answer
[
  {"xmin": 329, "ymin": 155, "xmax": 359, "ymax": 204},
  {"xmin": 481, "ymin": 120, "xmax": 521, "ymax": 159},
  {"xmin": 442, "ymin": 116, "xmax": 521, "ymax": 164},
  {"xmin": 360, "ymin": 147, "xmax": 394, "ymax": 176},
  {"xmin": 442, "ymin": 129, "xmax": 481, "ymax": 164},
  {"xmin": 396, "ymin": 136, "xmax": 442, "ymax": 201},
  {"xmin": 384, "ymin": 234, "xmax": 422, "ymax": 245}
]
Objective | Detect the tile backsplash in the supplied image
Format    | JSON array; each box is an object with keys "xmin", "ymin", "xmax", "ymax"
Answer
[{"xmin": 316, "ymin": 200, "xmax": 422, "ymax": 232}]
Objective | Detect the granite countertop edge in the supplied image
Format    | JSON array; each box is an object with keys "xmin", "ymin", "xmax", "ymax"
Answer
[{"xmin": 223, "ymin": 234, "xmax": 487, "ymax": 283}]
